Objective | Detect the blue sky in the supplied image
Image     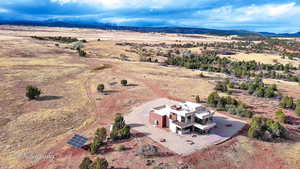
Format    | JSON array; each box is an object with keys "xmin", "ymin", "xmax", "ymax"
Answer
[{"xmin": 1, "ymin": 0, "xmax": 300, "ymax": 33}]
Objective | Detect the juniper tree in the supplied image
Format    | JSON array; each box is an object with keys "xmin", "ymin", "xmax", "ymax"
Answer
[
  {"xmin": 79, "ymin": 157, "xmax": 93, "ymax": 169},
  {"xmin": 295, "ymin": 99, "xmax": 300, "ymax": 116},
  {"xmin": 26, "ymin": 85, "xmax": 41, "ymax": 100}
]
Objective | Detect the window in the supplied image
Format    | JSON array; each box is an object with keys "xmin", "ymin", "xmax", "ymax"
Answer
[
  {"xmin": 181, "ymin": 116, "xmax": 185, "ymax": 123},
  {"xmin": 187, "ymin": 116, "xmax": 192, "ymax": 123},
  {"xmin": 195, "ymin": 117, "xmax": 203, "ymax": 125}
]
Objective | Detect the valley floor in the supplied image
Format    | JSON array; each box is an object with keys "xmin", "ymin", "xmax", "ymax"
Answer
[{"xmin": 0, "ymin": 25, "xmax": 299, "ymax": 169}]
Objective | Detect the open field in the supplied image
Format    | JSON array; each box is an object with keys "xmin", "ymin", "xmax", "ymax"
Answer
[
  {"xmin": 220, "ymin": 53, "xmax": 300, "ymax": 66},
  {"xmin": 0, "ymin": 25, "xmax": 299, "ymax": 169}
]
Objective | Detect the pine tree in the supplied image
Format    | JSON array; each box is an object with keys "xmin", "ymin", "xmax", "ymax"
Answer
[
  {"xmin": 265, "ymin": 87, "xmax": 275, "ymax": 98},
  {"xmin": 286, "ymin": 96, "xmax": 294, "ymax": 109},
  {"xmin": 295, "ymin": 99, "xmax": 300, "ymax": 116},
  {"xmin": 274, "ymin": 109, "xmax": 286, "ymax": 123},
  {"xmin": 121, "ymin": 80, "xmax": 128, "ymax": 86},
  {"xmin": 90, "ymin": 136, "xmax": 101, "ymax": 155},
  {"xmin": 91, "ymin": 158, "xmax": 108, "ymax": 169},
  {"xmin": 97, "ymin": 84, "xmax": 105, "ymax": 93},
  {"xmin": 26, "ymin": 85, "xmax": 41, "ymax": 100},
  {"xmin": 79, "ymin": 157, "xmax": 93, "ymax": 169},
  {"xmin": 95, "ymin": 127, "xmax": 107, "ymax": 143},
  {"xmin": 110, "ymin": 115, "xmax": 131, "ymax": 140},
  {"xmin": 207, "ymin": 92, "xmax": 220, "ymax": 107}
]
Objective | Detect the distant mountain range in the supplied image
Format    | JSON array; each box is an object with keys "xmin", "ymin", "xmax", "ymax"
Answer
[
  {"xmin": 0, "ymin": 20, "xmax": 299, "ymax": 37},
  {"xmin": 258, "ymin": 31, "xmax": 300, "ymax": 37}
]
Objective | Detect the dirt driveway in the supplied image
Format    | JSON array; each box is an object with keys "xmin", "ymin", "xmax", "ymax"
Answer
[{"xmin": 125, "ymin": 98, "xmax": 247, "ymax": 155}]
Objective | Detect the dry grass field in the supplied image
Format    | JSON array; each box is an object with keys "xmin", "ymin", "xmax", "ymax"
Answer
[
  {"xmin": 220, "ymin": 53, "xmax": 300, "ymax": 67},
  {"xmin": 0, "ymin": 25, "xmax": 299, "ymax": 169}
]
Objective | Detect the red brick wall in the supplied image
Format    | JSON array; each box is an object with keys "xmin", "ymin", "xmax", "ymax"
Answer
[{"xmin": 149, "ymin": 111, "xmax": 165, "ymax": 128}]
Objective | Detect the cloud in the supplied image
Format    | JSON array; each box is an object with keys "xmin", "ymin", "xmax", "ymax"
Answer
[
  {"xmin": 203, "ymin": 2, "xmax": 300, "ymax": 22},
  {"xmin": 0, "ymin": 8, "xmax": 10, "ymax": 13},
  {"xmin": 181, "ymin": 2, "xmax": 300, "ymax": 32},
  {"xmin": 50, "ymin": 0, "xmax": 173, "ymax": 9}
]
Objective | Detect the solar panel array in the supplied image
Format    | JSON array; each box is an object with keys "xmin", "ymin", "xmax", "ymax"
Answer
[{"xmin": 67, "ymin": 134, "xmax": 88, "ymax": 148}]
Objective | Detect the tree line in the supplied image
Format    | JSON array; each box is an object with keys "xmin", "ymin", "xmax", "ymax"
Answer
[{"xmin": 165, "ymin": 52, "xmax": 300, "ymax": 82}]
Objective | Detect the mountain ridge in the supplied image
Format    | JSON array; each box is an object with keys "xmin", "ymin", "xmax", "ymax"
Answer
[{"xmin": 0, "ymin": 20, "xmax": 299, "ymax": 37}]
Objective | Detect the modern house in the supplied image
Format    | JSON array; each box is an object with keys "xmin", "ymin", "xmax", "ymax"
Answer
[{"xmin": 149, "ymin": 101, "xmax": 216, "ymax": 135}]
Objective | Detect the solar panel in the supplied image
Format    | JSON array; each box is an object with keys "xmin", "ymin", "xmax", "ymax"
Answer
[{"xmin": 67, "ymin": 134, "xmax": 88, "ymax": 148}]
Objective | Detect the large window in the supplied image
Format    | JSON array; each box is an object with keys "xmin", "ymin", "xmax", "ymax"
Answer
[
  {"xmin": 194, "ymin": 117, "xmax": 203, "ymax": 125},
  {"xmin": 181, "ymin": 116, "xmax": 186, "ymax": 123},
  {"xmin": 195, "ymin": 117, "xmax": 210, "ymax": 125},
  {"xmin": 187, "ymin": 116, "xmax": 192, "ymax": 123}
]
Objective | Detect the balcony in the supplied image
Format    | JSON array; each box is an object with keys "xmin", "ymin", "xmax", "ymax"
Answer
[
  {"xmin": 194, "ymin": 122, "xmax": 216, "ymax": 130},
  {"xmin": 171, "ymin": 120, "xmax": 194, "ymax": 129},
  {"xmin": 195, "ymin": 111, "xmax": 214, "ymax": 119}
]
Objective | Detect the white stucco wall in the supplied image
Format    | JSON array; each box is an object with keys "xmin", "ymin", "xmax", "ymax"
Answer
[{"xmin": 169, "ymin": 119, "xmax": 177, "ymax": 133}]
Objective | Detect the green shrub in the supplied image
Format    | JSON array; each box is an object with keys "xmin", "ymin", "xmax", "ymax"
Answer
[
  {"xmin": 247, "ymin": 127, "xmax": 259, "ymax": 138},
  {"xmin": 207, "ymin": 92, "xmax": 253, "ymax": 118},
  {"xmin": 248, "ymin": 117, "xmax": 286, "ymax": 141},
  {"xmin": 95, "ymin": 127, "xmax": 107, "ymax": 144},
  {"xmin": 275, "ymin": 109, "xmax": 286, "ymax": 123},
  {"xmin": 110, "ymin": 115, "xmax": 131, "ymax": 141},
  {"xmin": 117, "ymin": 145, "xmax": 126, "ymax": 151},
  {"xmin": 265, "ymin": 87, "xmax": 275, "ymax": 98},
  {"xmin": 286, "ymin": 97, "xmax": 294, "ymax": 108},
  {"xmin": 91, "ymin": 157, "xmax": 108, "ymax": 169},
  {"xmin": 26, "ymin": 85, "xmax": 41, "ymax": 100},
  {"xmin": 254, "ymin": 87, "xmax": 265, "ymax": 97},
  {"xmin": 280, "ymin": 96, "xmax": 294, "ymax": 109},
  {"xmin": 90, "ymin": 127, "xmax": 107, "ymax": 154},
  {"xmin": 248, "ymin": 84, "xmax": 256, "ymax": 95},
  {"xmin": 235, "ymin": 78, "xmax": 277, "ymax": 98},
  {"xmin": 270, "ymin": 84, "xmax": 277, "ymax": 91},
  {"xmin": 121, "ymin": 79, "xmax": 128, "ymax": 86},
  {"xmin": 79, "ymin": 157, "xmax": 93, "ymax": 169},
  {"xmin": 228, "ymin": 82, "xmax": 234, "ymax": 88},
  {"xmin": 214, "ymin": 82, "xmax": 228, "ymax": 92},
  {"xmin": 31, "ymin": 36, "xmax": 79, "ymax": 43},
  {"xmin": 207, "ymin": 92, "xmax": 220, "ymax": 107},
  {"xmin": 90, "ymin": 136, "xmax": 101, "ymax": 155},
  {"xmin": 97, "ymin": 84, "xmax": 105, "ymax": 93},
  {"xmin": 78, "ymin": 49, "xmax": 87, "ymax": 57},
  {"xmin": 72, "ymin": 41, "xmax": 84, "ymax": 50},
  {"xmin": 240, "ymin": 82, "xmax": 249, "ymax": 90},
  {"xmin": 295, "ymin": 99, "xmax": 300, "ymax": 116},
  {"xmin": 241, "ymin": 109, "xmax": 254, "ymax": 118}
]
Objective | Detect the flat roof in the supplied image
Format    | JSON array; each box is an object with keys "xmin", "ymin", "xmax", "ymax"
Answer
[
  {"xmin": 152, "ymin": 101, "xmax": 212, "ymax": 117},
  {"xmin": 152, "ymin": 106, "xmax": 170, "ymax": 116}
]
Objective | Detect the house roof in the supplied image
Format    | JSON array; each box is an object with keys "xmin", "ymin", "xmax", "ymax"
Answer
[
  {"xmin": 152, "ymin": 101, "xmax": 213, "ymax": 117},
  {"xmin": 152, "ymin": 105, "xmax": 169, "ymax": 116}
]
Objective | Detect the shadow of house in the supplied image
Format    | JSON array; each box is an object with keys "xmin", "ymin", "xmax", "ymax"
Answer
[{"xmin": 36, "ymin": 96, "xmax": 63, "ymax": 101}]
